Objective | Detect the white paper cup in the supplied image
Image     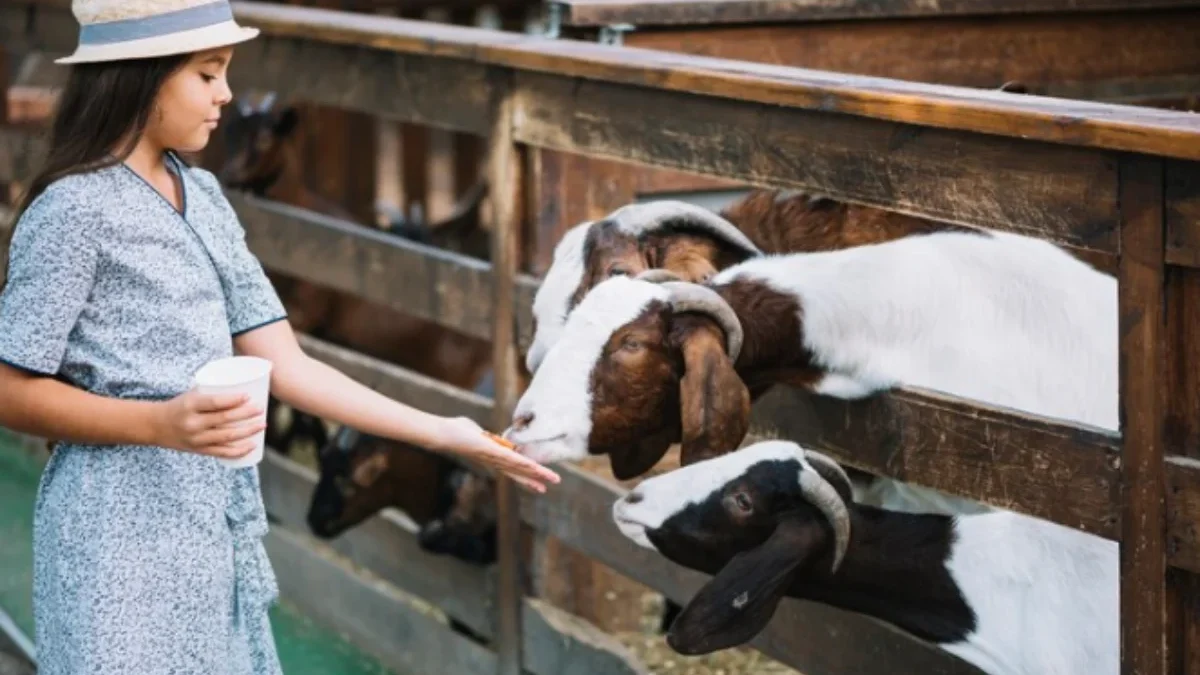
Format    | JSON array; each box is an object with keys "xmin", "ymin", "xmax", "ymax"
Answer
[{"xmin": 192, "ymin": 356, "xmax": 273, "ymax": 468}]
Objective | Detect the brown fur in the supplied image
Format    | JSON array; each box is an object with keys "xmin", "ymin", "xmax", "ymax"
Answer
[
  {"xmin": 579, "ymin": 279, "xmax": 821, "ymax": 479},
  {"xmin": 308, "ymin": 434, "xmax": 457, "ymax": 538},
  {"xmin": 565, "ymin": 189, "xmax": 974, "ymax": 324},
  {"xmin": 720, "ymin": 189, "xmax": 977, "ymax": 255}
]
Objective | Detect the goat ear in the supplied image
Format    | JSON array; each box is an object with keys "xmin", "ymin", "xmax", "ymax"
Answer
[
  {"xmin": 273, "ymin": 106, "xmax": 300, "ymax": 137},
  {"xmin": 678, "ymin": 325, "xmax": 750, "ymax": 466},
  {"xmin": 609, "ymin": 426, "xmax": 675, "ymax": 481},
  {"xmin": 666, "ymin": 516, "xmax": 821, "ymax": 655}
]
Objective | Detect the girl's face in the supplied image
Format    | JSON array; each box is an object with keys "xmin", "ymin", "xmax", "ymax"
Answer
[{"xmin": 147, "ymin": 47, "xmax": 234, "ymax": 153}]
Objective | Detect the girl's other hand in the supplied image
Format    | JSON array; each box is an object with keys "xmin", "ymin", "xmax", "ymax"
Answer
[
  {"xmin": 434, "ymin": 416, "xmax": 561, "ymax": 493},
  {"xmin": 154, "ymin": 390, "xmax": 266, "ymax": 459}
]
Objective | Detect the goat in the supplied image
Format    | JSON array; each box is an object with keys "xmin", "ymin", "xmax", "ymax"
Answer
[
  {"xmin": 505, "ymin": 228, "xmax": 1117, "ymax": 487},
  {"xmin": 524, "ymin": 190, "xmax": 973, "ymax": 374},
  {"xmin": 306, "ymin": 425, "xmax": 498, "ymax": 565},
  {"xmin": 611, "ymin": 439, "xmax": 1118, "ymax": 675},
  {"xmin": 218, "ymin": 95, "xmax": 493, "ymax": 453}
]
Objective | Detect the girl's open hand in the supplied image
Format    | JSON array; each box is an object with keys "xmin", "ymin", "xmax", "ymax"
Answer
[
  {"xmin": 434, "ymin": 416, "xmax": 561, "ymax": 493},
  {"xmin": 154, "ymin": 390, "xmax": 266, "ymax": 458}
]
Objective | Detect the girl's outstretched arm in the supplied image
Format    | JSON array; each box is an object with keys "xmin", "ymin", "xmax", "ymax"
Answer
[{"xmin": 233, "ymin": 319, "xmax": 561, "ymax": 493}]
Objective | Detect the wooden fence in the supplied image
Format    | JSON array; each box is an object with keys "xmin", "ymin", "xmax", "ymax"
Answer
[{"xmin": 3, "ymin": 1, "xmax": 1200, "ymax": 673}]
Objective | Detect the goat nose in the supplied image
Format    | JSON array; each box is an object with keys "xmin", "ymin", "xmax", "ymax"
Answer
[{"xmin": 512, "ymin": 412, "xmax": 535, "ymax": 431}]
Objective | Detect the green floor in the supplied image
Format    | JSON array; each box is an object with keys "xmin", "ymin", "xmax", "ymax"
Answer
[{"xmin": 0, "ymin": 430, "xmax": 396, "ymax": 675}]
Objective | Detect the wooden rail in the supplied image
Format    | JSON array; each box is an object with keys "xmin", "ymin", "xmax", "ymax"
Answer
[
  {"xmin": 550, "ymin": 0, "xmax": 1200, "ymax": 27},
  {"xmin": 5, "ymin": 2, "xmax": 1200, "ymax": 673}
]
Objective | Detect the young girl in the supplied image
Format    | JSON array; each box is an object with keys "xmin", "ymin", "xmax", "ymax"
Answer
[{"xmin": 0, "ymin": 2, "xmax": 559, "ymax": 673}]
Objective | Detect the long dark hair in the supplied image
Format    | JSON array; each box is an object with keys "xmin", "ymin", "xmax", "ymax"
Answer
[{"xmin": 2, "ymin": 53, "xmax": 190, "ymax": 287}]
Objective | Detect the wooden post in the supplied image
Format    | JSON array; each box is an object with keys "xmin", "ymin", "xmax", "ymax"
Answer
[
  {"xmin": 1118, "ymin": 154, "xmax": 1170, "ymax": 675},
  {"xmin": 488, "ymin": 90, "xmax": 524, "ymax": 675},
  {"xmin": 1164, "ymin": 161, "xmax": 1200, "ymax": 674}
]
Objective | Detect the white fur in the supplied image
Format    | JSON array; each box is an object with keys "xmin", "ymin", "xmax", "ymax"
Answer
[
  {"xmin": 523, "ymin": 228, "xmax": 1117, "ymax": 516},
  {"xmin": 613, "ymin": 441, "xmax": 1119, "ymax": 675},
  {"xmin": 526, "ymin": 222, "xmax": 592, "ymax": 374},
  {"xmin": 525, "ymin": 201, "xmax": 759, "ymax": 374},
  {"xmin": 509, "ymin": 276, "xmax": 671, "ymax": 465},
  {"xmin": 614, "ymin": 440, "xmax": 807, "ymax": 545},
  {"xmin": 711, "ymin": 229, "xmax": 1117, "ymax": 516}
]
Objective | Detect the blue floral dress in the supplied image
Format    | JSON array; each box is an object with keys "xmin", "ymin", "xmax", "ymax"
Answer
[{"xmin": 0, "ymin": 152, "xmax": 287, "ymax": 675}]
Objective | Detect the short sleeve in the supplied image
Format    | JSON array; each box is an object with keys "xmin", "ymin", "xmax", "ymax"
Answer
[
  {"xmin": 187, "ymin": 166, "xmax": 287, "ymax": 336},
  {"xmin": 223, "ymin": 219, "xmax": 288, "ymax": 336},
  {"xmin": 0, "ymin": 190, "xmax": 99, "ymax": 374}
]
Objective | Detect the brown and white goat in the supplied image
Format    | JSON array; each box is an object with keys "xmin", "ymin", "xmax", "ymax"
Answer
[
  {"xmin": 218, "ymin": 96, "xmax": 493, "ymax": 452},
  {"xmin": 506, "ymin": 228, "xmax": 1117, "ymax": 488},
  {"xmin": 524, "ymin": 190, "xmax": 969, "ymax": 374},
  {"xmin": 612, "ymin": 439, "xmax": 1118, "ymax": 675}
]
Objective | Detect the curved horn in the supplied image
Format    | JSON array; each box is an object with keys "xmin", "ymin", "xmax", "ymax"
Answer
[
  {"xmin": 659, "ymin": 281, "xmax": 743, "ymax": 363},
  {"xmin": 798, "ymin": 466, "xmax": 851, "ymax": 574},
  {"xmin": 635, "ymin": 269, "xmax": 685, "ymax": 284},
  {"xmin": 612, "ymin": 201, "xmax": 762, "ymax": 257},
  {"xmin": 802, "ymin": 450, "xmax": 853, "ymax": 503}
]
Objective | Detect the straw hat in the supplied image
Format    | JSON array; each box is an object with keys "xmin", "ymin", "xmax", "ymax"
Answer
[{"xmin": 55, "ymin": 0, "xmax": 259, "ymax": 65}]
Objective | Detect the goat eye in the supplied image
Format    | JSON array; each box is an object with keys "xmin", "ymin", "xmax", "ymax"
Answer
[
  {"xmin": 620, "ymin": 337, "xmax": 642, "ymax": 352},
  {"xmin": 607, "ymin": 266, "xmax": 628, "ymax": 277},
  {"xmin": 729, "ymin": 492, "xmax": 753, "ymax": 513}
]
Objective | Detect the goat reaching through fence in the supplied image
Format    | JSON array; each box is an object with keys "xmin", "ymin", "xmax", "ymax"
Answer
[
  {"xmin": 505, "ymin": 225, "xmax": 1117, "ymax": 503},
  {"xmin": 611, "ymin": 439, "xmax": 1118, "ymax": 675}
]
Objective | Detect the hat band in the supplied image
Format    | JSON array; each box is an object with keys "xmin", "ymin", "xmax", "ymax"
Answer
[{"xmin": 78, "ymin": 1, "xmax": 234, "ymax": 45}]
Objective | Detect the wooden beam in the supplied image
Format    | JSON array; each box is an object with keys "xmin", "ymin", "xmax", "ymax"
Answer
[
  {"xmin": 214, "ymin": 1, "xmax": 1200, "ymax": 162},
  {"xmin": 621, "ymin": 10, "xmax": 1200, "ymax": 96},
  {"xmin": 751, "ymin": 384, "xmax": 1122, "ymax": 539},
  {"xmin": 488, "ymin": 90, "xmax": 526, "ymax": 675},
  {"xmin": 260, "ymin": 452, "xmax": 649, "ymax": 675},
  {"xmin": 299, "ymin": 332, "xmax": 493, "ymax": 426},
  {"xmin": 518, "ymin": 462, "xmax": 987, "ymax": 675},
  {"xmin": 1117, "ymin": 154, "xmax": 1169, "ymax": 675},
  {"xmin": 552, "ymin": 0, "xmax": 1200, "ymax": 27},
  {"xmin": 226, "ymin": 191, "xmax": 541, "ymax": 347},
  {"xmin": 15, "ymin": 0, "xmax": 1200, "ymax": 161},
  {"xmin": 513, "ymin": 70, "xmax": 1121, "ymax": 257},
  {"xmin": 265, "ymin": 524, "xmax": 501, "ymax": 675}
]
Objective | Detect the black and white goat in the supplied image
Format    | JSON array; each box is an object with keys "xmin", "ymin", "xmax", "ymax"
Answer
[
  {"xmin": 611, "ymin": 439, "xmax": 1118, "ymax": 675},
  {"xmin": 505, "ymin": 228, "xmax": 1116, "ymax": 496}
]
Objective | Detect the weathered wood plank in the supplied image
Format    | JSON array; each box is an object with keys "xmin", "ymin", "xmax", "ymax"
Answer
[
  {"xmin": 225, "ymin": 33, "xmax": 496, "ymax": 136},
  {"xmin": 227, "ymin": 190, "xmax": 541, "ymax": 347},
  {"xmin": 1117, "ymin": 154, "xmax": 1169, "ymax": 675},
  {"xmin": 519, "ymin": 462, "xmax": 986, "ymax": 675},
  {"xmin": 514, "ymin": 70, "xmax": 1121, "ymax": 255},
  {"xmin": 553, "ymin": 0, "xmax": 1200, "ymax": 27},
  {"xmin": 1166, "ymin": 161, "xmax": 1200, "ymax": 269},
  {"xmin": 217, "ymin": 1, "xmax": 1200, "ymax": 162},
  {"xmin": 1167, "ymin": 457, "xmax": 1200, "ymax": 574},
  {"xmin": 622, "ymin": 10, "xmax": 1200, "ymax": 96},
  {"xmin": 260, "ymin": 450, "xmax": 497, "ymax": 636},
  {"xmin": 298, "ymin": 333, "xmax": 493, "ymax": 426},
  {"xmin": 750, "ymin": 384, "xmax": 1123, "ymax": 539},
  {"xmin": 264, "ymin": 525, "xmax": 500, "ymax": 675},
  {"xmin": 261, "ymin": 452, "xmax": 649, "ymax": 675},
  {"xmin": 489, "ymin": 90, "xmax": 526, "ymax": 675},
  {"xmin": 16, "ymin": 0, "xmax": 1200, "ymax": 163}
]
